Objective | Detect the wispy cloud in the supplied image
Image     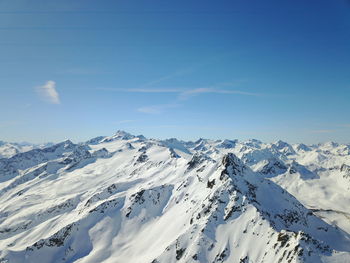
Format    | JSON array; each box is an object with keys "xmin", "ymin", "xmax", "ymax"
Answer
[
  {"xmin": 35, "ymin": 80, "xmax": 60, "ymax": 104},
  {"xmin": 99, "ymin": 86, "xmax": 260, "ymax": 99},
  {"xmin": 139, "ymin": 55, "xmax": 234, "ymax": 88},
  {"xmin": 178, "ymin": 87, "xmax": 260, "ymax": 100},
  {"xmin": 98, "ymin": 62, "xmax": 258, "ymax": 114},
  {"xmin": 140, "ymin": 68, "xmax": 195, "ymax": 88},
  {"xmin": 101, "ymin": 85, "xmax": 260, "ymax": 114},
  {"xmin": 137, "ymin": 103, "xmax": 180, "ymax": 114}
]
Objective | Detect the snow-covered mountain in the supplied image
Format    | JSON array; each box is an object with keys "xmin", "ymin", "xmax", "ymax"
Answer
[
  {"xmin": 0, "ymin": 131, "xmax": 349, "ymax": 263},
  {"xmin": 0, "ymin": 141, "xmax": 52, "ymax": 159}
]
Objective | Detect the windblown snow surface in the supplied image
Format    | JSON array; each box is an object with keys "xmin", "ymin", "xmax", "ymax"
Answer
[{"xmin": 0, "ymin": 131, "xmax": 349, "ymax": 263}]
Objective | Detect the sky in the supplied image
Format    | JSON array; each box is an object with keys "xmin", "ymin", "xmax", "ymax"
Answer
[{"xmin": 0, "ymin": 0, "xmax": 349, "ymax": 144}]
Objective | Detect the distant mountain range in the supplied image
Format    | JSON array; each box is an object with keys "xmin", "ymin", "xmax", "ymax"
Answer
[
  {"xmin": 0, "ymin": 131, "xmax": 349, "ymax": 263},
  {"xmin": 0, "ymin": 141, "xmax": 53, "ymax": 159}
]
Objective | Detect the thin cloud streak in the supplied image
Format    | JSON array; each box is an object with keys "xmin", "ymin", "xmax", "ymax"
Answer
[
  {"xmin": 140, "ymin": 68, "xmax": 194, "ymax": 88},
  {"xmin": 139, "ymin": 55, "xmax": 235, "ymax": 88},
  {"xmin": 101, "ymin": 86, "xmax": 260, "ymax": 114},
  {"xmin": 98, "ymin": 87, "xmax": 260, "ymax": 98},
  {"xmin": 98, "ymin": 76, "xmax": 260, "ymax": 115},
  {"xmin": 178, "ymin": 88, "xmax": 260, "ymax": 100}
]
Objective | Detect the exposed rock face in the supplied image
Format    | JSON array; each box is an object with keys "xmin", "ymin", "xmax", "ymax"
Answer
[
  {"xmin": 259, "ymin": 158, "xmax": 288, "ymax": 175},
  {"xmin": 341, "ymin": 164, "xmax": 350, "ymax": 180},
  {"xmin": 340, "ymin": 164, "xmax": 350, "ymax": 173}
]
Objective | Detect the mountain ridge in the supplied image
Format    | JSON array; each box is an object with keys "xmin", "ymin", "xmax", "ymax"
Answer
[{"xmin": 0, "ymin": 131, "xmax": 349, "ymax": 263}]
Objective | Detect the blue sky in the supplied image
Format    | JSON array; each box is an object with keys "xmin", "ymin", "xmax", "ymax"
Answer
[{"xmin": 0, "ymin": 0, "xmax": 349, "ymax": 143}]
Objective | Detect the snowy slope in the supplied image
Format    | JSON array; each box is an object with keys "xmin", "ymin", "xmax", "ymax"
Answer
[
  {"xmin": 0, "ymin": 141, "xmax": 52, "ymax": 159},
  {"xmin": 0, "ymin": 131, "xmax": 349, "ymax": 263}
]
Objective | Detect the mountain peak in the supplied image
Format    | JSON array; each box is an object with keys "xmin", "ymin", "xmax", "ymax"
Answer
[
  {"xmin": 114, "ymin": 130, "xmax": 133, "ymax": 137},
  {"xmin": 100, "ymin": 130, "xmax": 135, "ymax": 143}
]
